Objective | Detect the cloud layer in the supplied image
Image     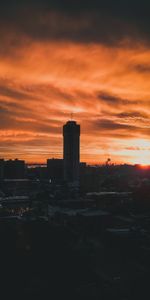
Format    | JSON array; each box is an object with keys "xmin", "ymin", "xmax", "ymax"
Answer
[{"xmin": 0, "ymin": 1, "xmax": 150, "ymax": 164}]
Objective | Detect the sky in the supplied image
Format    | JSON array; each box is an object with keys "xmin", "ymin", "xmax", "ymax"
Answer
[{"xmin": 1, "ymin": 0, "xmax": 150, "ymax": 165}]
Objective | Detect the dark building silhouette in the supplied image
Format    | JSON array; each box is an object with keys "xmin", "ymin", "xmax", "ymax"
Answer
[
  {"xmin": 0, "ymin": 159, "xmax": 4, "ymax": 181},
  {"xmin": 4, "ymin": 159, "xmax": 25, "ymax": 179},
  {"xmin": 79, "ymin": 162, "xmax": 87, "ymax": 191},
  {"xmin": 47, "ymin": 158, "xmax": 63, "ymax": 182},
  {"xmin": 63, "ymin": 120, "xmax": 80, "ymax": 186}
]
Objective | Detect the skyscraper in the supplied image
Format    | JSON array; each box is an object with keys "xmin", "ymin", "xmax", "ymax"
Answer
[
  {"xmin": 63, "ymin": 120, "xmax": 80, "ymax": 186},
  {"xmin": 0, "ymin": 159, "xmax": 4, "ymax": 181}
]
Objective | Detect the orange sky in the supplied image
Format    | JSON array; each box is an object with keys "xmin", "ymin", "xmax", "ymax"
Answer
[{"xmin": 1, "ymin": 3, "xmax": 150, "ymax": 165}]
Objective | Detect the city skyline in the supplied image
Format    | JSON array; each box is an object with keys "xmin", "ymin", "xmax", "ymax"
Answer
[
  {"xmin": 1, "ymin": 118, "xmax": 150, "ymax": 167},
  {"xmin": 1, "ymin": 117, "xmax": 150, "ymax": 166},
  {"xmin": 1, "ymin": 1, "xmax": 150, "ymax": 165}
]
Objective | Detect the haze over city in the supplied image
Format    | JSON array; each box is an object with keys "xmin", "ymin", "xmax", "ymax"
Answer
[{"xmin": 1, "ymin": 0, "xmax": 150, "ymax": 165}]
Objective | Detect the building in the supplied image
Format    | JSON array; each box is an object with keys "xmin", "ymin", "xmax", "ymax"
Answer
[
  {"xmin": 0, "ymin": 159, "xmax": 4, "ymax": 181},
  {"xmin": 47, "ymin": 158, "xmax": 63, "ymax": 182},
  {"xmin": 4, "ymin": 159, "xmax": 26, "ymax": 179},
  {"xmin": 63, "ymin": 121, "xmax": 80, "ymax": 186}
]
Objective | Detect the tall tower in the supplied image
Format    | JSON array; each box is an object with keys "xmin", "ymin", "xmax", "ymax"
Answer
[{"xmin": 63, "ymin": 120, "xmax": 80, "ymax": 186}]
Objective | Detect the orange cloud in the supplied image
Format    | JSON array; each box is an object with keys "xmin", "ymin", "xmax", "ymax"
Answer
[{"xmin": 1, "ymin": 37, "xmax": 150, "ymax": 164}]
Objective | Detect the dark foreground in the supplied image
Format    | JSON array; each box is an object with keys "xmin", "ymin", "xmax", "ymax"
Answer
[{"xmin": 0, "ymin": 217, "xmax": 150, "ymax": 300}]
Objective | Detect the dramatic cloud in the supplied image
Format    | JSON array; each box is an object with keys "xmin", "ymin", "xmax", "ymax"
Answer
[
  {"xmin": 0, "ymin": 1, "xmax": 150, "ymax": 164},
  {"xmin": 0, "ymin": 0, "xmax": 150, "ymax": 45}
]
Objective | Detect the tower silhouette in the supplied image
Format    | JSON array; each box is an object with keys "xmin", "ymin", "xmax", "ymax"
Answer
[{"xmin": 63, "ymin": 120, "xmax": 80, "ymax": 186}]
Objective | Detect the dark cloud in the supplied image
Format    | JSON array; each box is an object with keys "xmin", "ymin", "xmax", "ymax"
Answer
[
  {"xmin": 132, "ymin": 64, "xmax": 150, "ymax": 73},
  {"xmin": 0, "ymin": 80, "xmax": 76, "ymax": 106},
  {"xmin": 0, "ymin": 85, "xmax": 34, "ymax": 101},
  {"xmin": 97, "ymin": 92, "xmax": 132, "ymax": 106},
  {"xmin": 94, "ymin": 119, "xmax": 137, "ymax": 131},
  {"xmin": 89, "ymin": 118, "xmax": 150, "ymax": 140},
  {"xmin": 0, "ymin": 103, "xmax": 60, "ymax": 134},
  {"xmin": 0, "ymin": 0, "xmax": 149, "ymax": 46},
  {"xmin": 98, "ymin": 92, "xmax": 123, "ymax": 104},
  {"xmin": 117, "ymin": 111, "xmax": 149, "ymax": 119}
]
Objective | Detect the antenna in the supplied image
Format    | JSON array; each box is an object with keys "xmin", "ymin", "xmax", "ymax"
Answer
[{"xmin": 70, "ymin": 112, "xmax": 74, "ymax": 120}]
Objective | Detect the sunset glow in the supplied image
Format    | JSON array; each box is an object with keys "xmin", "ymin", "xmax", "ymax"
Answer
[{"xmin": 1, "ymin": 1, "xmax": 150, "ymax": 164}]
